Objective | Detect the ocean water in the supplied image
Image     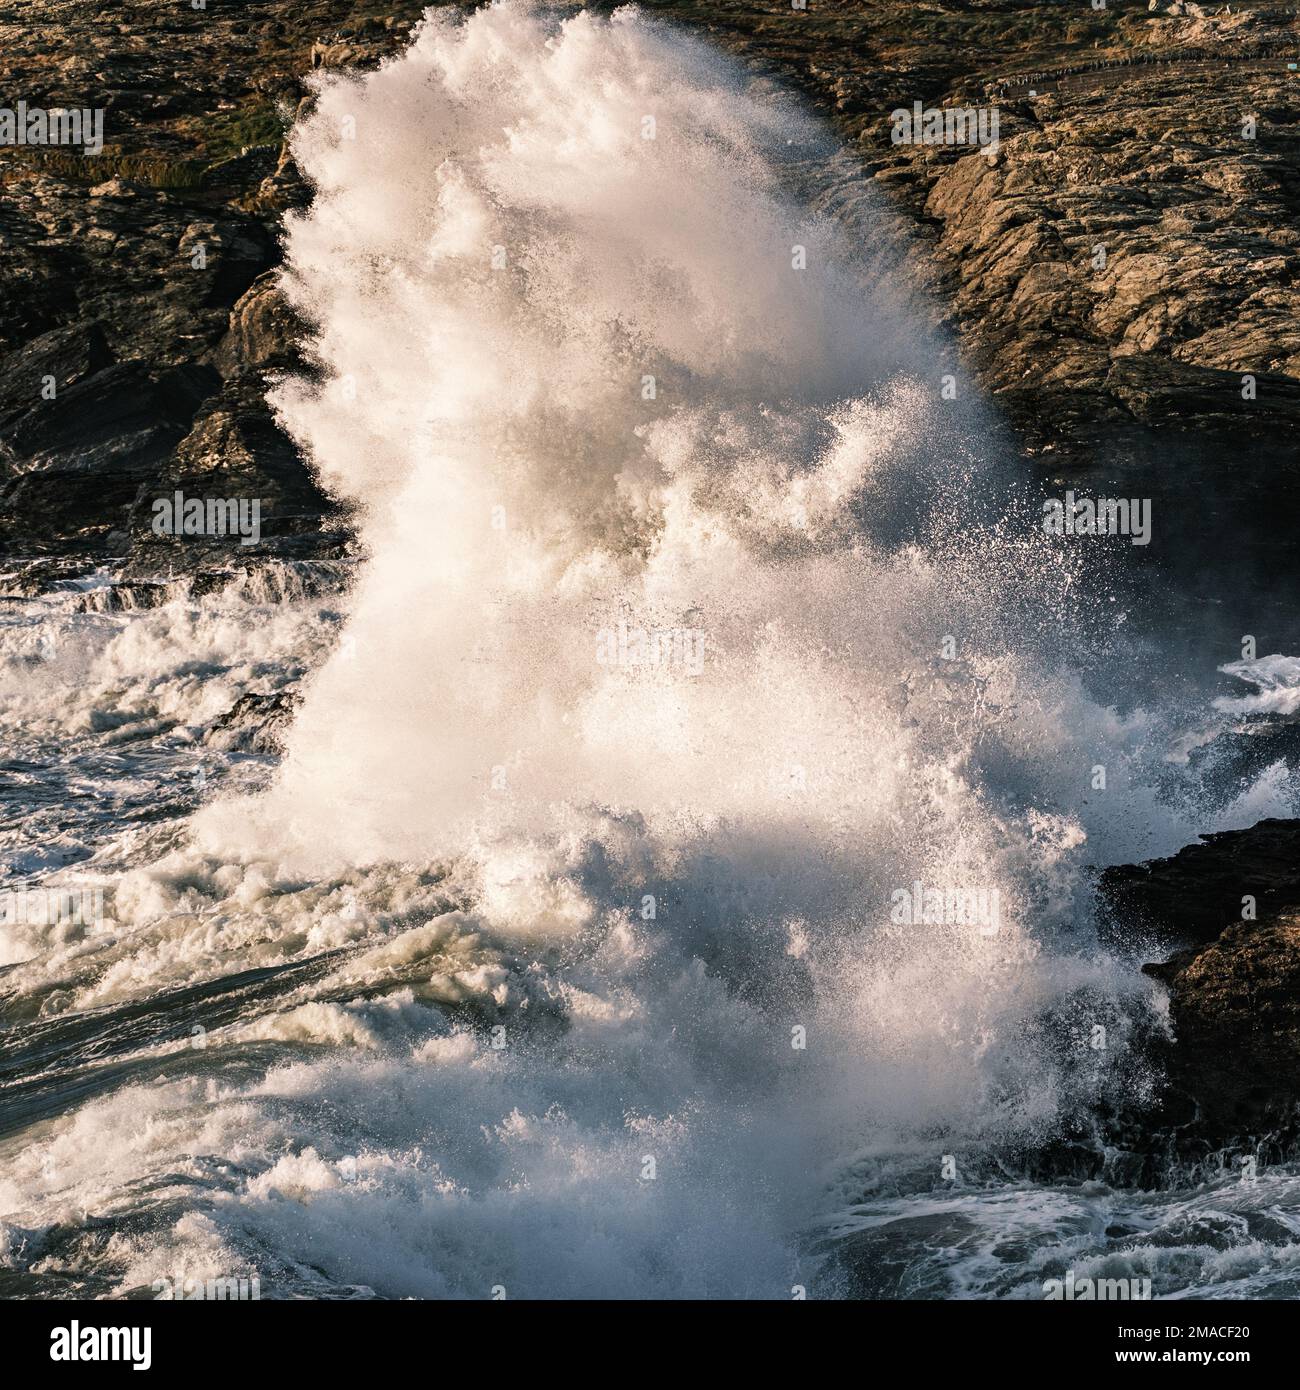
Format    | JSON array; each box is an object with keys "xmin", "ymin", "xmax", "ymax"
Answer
[{"xmin": 2, "ymin": 3, "xmax": 1299, "ymax": 1300}]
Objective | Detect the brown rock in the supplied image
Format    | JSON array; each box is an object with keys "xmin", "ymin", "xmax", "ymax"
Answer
[{"xmin": 1143, "ymin": 914, "xmax": 1300, "ymax": 1128}]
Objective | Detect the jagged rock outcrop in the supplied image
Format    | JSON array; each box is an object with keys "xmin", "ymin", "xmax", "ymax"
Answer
[
  {"xmin": 1101, "ymin": 818, "xmax": 1300, "ymax": 947},
  {"xmin": 0, "ymin": 0, "xmax": 427, "ymax": 569},
  {"xmin": 205, "ymin": 688, "xmax": 303, "ymax": 754},
  {"xmin": 1144, "ymin": 913, "xmax": 1300, "ymax": 1129},
  {"xmin": 913, "ymin": 74, "xmax": 1300, "ymax": 445},
  {"xmin": 1103, "ymin": 819, "xmax": 1300, "ymax": 1135},
  {"xmin": 217, "ymin": 270, "xmax": 305, "ymax": 375}
]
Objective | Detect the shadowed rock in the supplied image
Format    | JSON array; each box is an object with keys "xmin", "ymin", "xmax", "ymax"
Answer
[
  {"xmin": 1100, "ymin": 818, "xmax": 1300, "ymax": 948},
  {"xmin": 1143, "ymin": 914, "xmax": 1300, "ymax": 1130},
  {"xmin": 1102, "ymin": 819, "xmax": 1300, "ymax": 1137}
]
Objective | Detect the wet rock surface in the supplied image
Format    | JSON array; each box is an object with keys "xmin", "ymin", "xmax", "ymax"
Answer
[
  {"xmin": 1103, "ymin": 819, "xmax": 1300, "ymax": 1143},
  {"xmin": 1101, "ymin": 818, "xmax": 1300, "ymax": 948},
  {"xmin": 2, "ymin": 0, "xmax": 1298, "ymax": 571},
  {"xmin": 205, "ymin": 688, "xmax": 303, "ymax": 754},
  {"xmin": 0, "ymin": 0, "xmax": 429, "ymax": 571},
  {"xmin": 1144, "ymin": 914, "xmax": 1300, "ymax": 1129}
]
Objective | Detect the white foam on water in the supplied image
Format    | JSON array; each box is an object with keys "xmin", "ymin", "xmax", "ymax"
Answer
[{"xmin": 1215, "ymin": 655, "xmax": 1300, "ymax": 720}]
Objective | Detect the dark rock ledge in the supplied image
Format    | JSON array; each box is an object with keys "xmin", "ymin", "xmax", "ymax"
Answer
[{"xmin": 1101, "ymin": 818, "xmax": 1300, "ymax": 1144}]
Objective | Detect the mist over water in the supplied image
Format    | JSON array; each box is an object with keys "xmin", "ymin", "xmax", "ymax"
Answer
[{"xmin": 3, "ymin": 3, "xmax": 1300, "ymax": 1299}]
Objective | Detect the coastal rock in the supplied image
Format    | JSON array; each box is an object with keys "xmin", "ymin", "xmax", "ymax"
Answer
[
  {"xmin": 1143, "ymin": 915, "xmax": 1300, "ymax": 1130},
  {"xmin": 0, "ymin": 359, "xmax": 218, "ymax": 555},
  {"xmin": 1100, "ymin": 818, "xmax": 1300, "ymax": 948},
  {"xmin": 205, "ymin": 688, "xmax": 302, "ymax": 754},
  {"xmin": 0, "ymin": 0, "xmax": 418, "ymax": 568},
  {"xmin": 1103, "ymin": 819, "xmax": 1300, "ymax": 1135},
  {"xmin": 3, "ymin": 1, "xmax": 1298, "ymax": 567},
  {"xmin": 217, "ymin": 271, "xmax": 304, "ymax": 375}
]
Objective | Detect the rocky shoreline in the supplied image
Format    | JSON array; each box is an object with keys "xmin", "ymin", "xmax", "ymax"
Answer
[
  {"xmin": 3, "ymin": 0, "xmax": 1298, "ymax": 581},
  {"xmin": 0, "ymin": 0, "xmax": 415, "ymax": 582}
]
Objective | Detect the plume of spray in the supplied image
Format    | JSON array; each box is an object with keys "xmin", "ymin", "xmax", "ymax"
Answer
[{"xmin": 193, "ymin": 0, "xmax": 1142, "ymax": 1160}]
